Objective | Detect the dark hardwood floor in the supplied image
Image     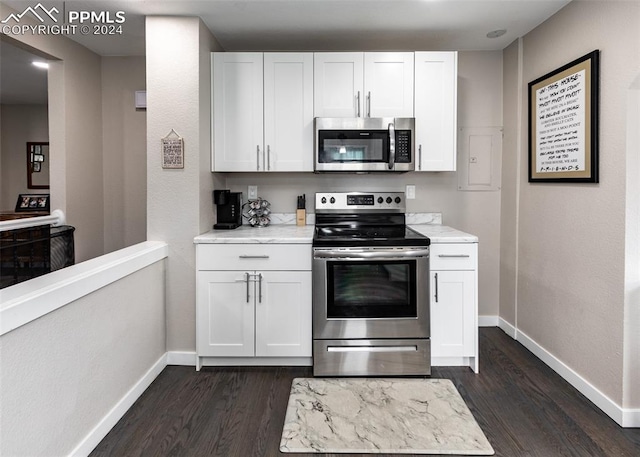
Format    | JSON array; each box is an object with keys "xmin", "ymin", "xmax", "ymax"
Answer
[{"xmin": 90, "ymin": 328, "xmax": 640, "ymax": 456}]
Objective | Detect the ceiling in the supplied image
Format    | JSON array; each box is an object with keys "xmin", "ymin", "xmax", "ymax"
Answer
[
  {"xmin": 2, "ymin": 0, "xmax": 572, "ymax": 56},
  {"xmin": 1, "ymin": 0, "xmax": 572, "ymax": 104}
]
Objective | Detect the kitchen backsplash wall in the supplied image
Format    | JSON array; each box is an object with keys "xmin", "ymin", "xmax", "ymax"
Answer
[{"xmin": 225, "ymin": 172, "xmax": 452, "ymax": 216}]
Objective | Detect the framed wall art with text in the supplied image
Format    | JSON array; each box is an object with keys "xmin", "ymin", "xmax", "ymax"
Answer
[{"xmin": 528, "ymin": 50, "xmax": 600, "ymax": 183}]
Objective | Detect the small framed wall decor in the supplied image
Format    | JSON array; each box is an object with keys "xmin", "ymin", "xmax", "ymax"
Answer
[
  {"xmin": 15, "ymin": 193, "xmax": 50, "ymax": 212},
  {"xmin": 161, "ymin": 129, "xmax": 184, "ymax": 169},
  {"xmin": 528, "ymin": 50, "xmax": 600, "ymax": 183}
]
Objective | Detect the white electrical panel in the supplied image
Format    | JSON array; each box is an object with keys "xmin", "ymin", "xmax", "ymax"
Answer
[{"xmin": 457, "ymin": 127, "xmax": 502, "ymax": 192}]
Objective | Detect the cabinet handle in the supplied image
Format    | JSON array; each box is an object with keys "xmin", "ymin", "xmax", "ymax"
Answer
[
  {"xmin": 438, "ymin": 254, "xmax": 470, "ymax": 258},
  {"xmin": 356, "ymin": 91, "xmax": 361, "ymax": 117},
  {"xmin": 258, "ymin": 273, "xmax": 263, "ymax": 303},
  {"xmin": 256, "ymin": 145, "xmax": 261, "ymax": 171},
  {"xmin": 238, "ymin": 255, "xmax": 270, "ymax": 259},
  {"xmin": 367, "ymin": 91, "xmax": 371, "ymax": 117},
  {"xmin": 267, "ymin": 145, "xmax": 271, "ymax": 171},
  {"xmin": 418, "ymin": 145, "xmax": 422, "ymax": 171},
  {"xmin": 434, "ymin": 272, "xmax": 439, "ymax": 303},
  {"xmin": 245, "ymin": 272, "xmax": 250, "ymax": 303}
]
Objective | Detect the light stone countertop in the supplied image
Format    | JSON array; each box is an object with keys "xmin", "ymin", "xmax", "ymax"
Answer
[
  {"xmin": 194, "ymin": 223, "xmax": 477, "ymax": 244},
  {"xmin": 409, "ymin": 224, "xmax": 478, "ymax": 243},
  {"xmin": 194, "ymin": 224, "xmax": 315, "ymax": 244},
  {"xmin": 194, "ymin": 211, "xmax": 476, "ymax": 244}
]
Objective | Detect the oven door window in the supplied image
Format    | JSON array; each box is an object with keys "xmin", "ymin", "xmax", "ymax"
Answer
[
  {"xmin": 318, "ymin": 130, "xmax": 388, "ymax": 163},
  {"xmin": 326, "ymin": 260, "xmax": 417, "ymax": 318}
]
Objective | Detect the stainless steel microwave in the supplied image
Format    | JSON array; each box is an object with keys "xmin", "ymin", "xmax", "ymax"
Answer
[{"xmin": 314, "ymin": 117, "xmax": 415, "ymax": 172}]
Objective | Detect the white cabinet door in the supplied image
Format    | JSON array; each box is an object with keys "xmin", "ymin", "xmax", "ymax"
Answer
[
  {"xmin": 414, "ymin": 52, "xmax": 457, "ymax": 171},
  {"xmin": 264, "ymin": 53, "xmax": 314, "ymax": 171},
  {"xmin": 314, "ymin": 52, "xmax": 364, "ymax": 117},
  {"xmin": 213, "ymin": 53, "xmax": 264, "ymax": 171},
  {"xmin": 430, "ymin": 270, "xmax": 475, "ymax": 358},
  {"xmin": 364, "ymin": 52, "xmax": 414, "ymax": 117},
  {"xmin": 197, "ymin": 271, "xmax": 255, "ymax": 357},
  {"xmin": 255, "ymin": 271, "xmax": 312, "ymax": 357},
  {"xmin": 197, "ymin": 270, "xmax": 312, "ymax": 359}
]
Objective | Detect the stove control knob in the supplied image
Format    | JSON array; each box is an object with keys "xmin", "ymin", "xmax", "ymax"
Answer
[
  {"xmin": 330, "ymin": 197, "xmax": 336, "ymax": 204},
  {"xmin": 386, "ymin": 197, "xmax": 392, "ymax": 204},
  {"xmin": 395, "ymin": 197, "xmax": 401, "ymax": 204},
  {"xmin": 377, "ymin": 197, "xmax": 384, "ymax": 204},
  {"xmin": 321, "ymin": 197, "xmax": 327, "ymax": 204}
]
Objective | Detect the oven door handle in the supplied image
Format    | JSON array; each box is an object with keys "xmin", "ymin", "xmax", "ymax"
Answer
[
  {"xmin": 327, "ymin": 345, "xmax": 417, "ymax": 353},
  {"xmin": 314, "ymin": 249, "xmax": 430, "ymax": 259}
]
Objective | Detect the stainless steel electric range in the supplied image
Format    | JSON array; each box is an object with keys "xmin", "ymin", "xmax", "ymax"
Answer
[{"xmin": 312, "ymin": 192, "xmax": 431, "ymax": 376}]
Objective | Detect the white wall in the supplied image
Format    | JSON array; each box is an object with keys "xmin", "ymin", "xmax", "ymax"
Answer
[
  {"xmin": 0, "ymin": 260, "xmax": 166, "ymax": 456},
  {"xmin": 499, "ymin": 39, "xmax": 520, "ymax": 326},
  {"xmin": 0, "ymin": 104, "xmax": 49, "ymax": 210},
  {"xmin": 146, "ymin": 17, "xmax": 223, "ymax": 351},
  {"xmin": 102, "ymin": 57, "xmax": 147, "ymax": 253},
  {"xmin": 624, "ymin": 75, "xmax": 640, "ymax": 409},
  {"xmin": 501, "ymin": 0, "xmax": 640, "ymax": 408}
]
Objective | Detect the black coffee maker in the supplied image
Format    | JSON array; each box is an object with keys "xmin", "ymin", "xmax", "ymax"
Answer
[{"xmin": 213, "ymin": 190, "xmax": 243, "ymax": 230}]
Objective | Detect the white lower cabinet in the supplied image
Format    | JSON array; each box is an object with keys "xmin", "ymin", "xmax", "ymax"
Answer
[
  {"xmin": 430, "ymin": 243, "xmax": 479, "ymax": 372},
  {"xmin": 196, "ymin": 244, "xmax": 312, "ymax": 369},
  {"xmin": 198, "ymin": 270, "xmax": 255, "ymax": 357}
]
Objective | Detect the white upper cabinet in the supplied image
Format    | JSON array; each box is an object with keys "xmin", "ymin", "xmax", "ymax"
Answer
[
  {"xmin": 263, "ymin": 53, "xmax": 314, "ymax": 171},
  {"xmin": 314, "ymin": 52, "xmax": 414, "ymax": 118},
  {"xmin": 414, "ymin": 51, "xmax": 458, "ymax": 171},
  {"xmin": 212, "ymin": 51, "xmax": 455, "ymax": 172},
  {"xmin": 364, "ymin": 52, "xmax": 414, "ymax": 118},
  {"xmin": 313, "ymin": 53, "xmax": 364, "ymax": 118},
  {"xmin": 212, "ymin": 52, "xmax": 314, "ymax": 172},
  {"xmin": 213, "ymin": 53, "xmax": 264, "ymax": 172}
]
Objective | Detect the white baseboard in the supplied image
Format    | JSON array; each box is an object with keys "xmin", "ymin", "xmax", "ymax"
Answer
[
  {"xmin": 478, "ymin": 315, "xmax": 499, "ymax": 327},
  {"xmin": 498, "ymin": 317, "xmax": 517, "ymax": 338},
  {"xmin": 167, "ymin": 351, "xmax": 197, "ymax": 366},
  {"xmin": 621, "ymin": 409, "xmax": 640, "ymax": 428},
  {"xmin": 70, "ymin": 353, "xmax": 168, "ymax": 457},
  {"xmin": 198, "ymin": 356, "xmax": 312, "ymax": 367},
  {"xmin": 499, "ymin": 324, "xmax": 638, "ymax": 428}
]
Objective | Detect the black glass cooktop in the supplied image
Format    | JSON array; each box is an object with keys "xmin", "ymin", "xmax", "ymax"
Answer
[{"xmin": 313, "ymin": 214, "xmax": 430, "ymax": 248}]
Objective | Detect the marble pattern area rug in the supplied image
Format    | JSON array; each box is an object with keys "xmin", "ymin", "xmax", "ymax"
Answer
[{"xmin": 280, "ymin": 378, "xmax": 494, "ymax": 455}]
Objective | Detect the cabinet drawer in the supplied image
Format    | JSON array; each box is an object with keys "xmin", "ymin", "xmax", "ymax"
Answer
[
  {"xmin": 430, "ymin": 243, "xmax": 477, "ymax": 270},
  {"xmin": 197, "ymin": 244, "xmax": 311, "ymax": 271}
]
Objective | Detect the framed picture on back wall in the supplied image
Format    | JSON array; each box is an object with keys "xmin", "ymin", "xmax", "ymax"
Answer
[
  {"xmin": 528, "ymin": 50, "xmax": 600, "ymax": 183},
  {"xmin": 15, "ymin": 194, "xmax": 50, "ymax": 213}
]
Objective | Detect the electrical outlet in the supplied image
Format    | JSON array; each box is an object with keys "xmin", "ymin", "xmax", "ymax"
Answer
[
  {"xmin": 248, "ymin": 186, "xmax": 258, "ymax": 200},
  {"xmin": 405, "ymin": 185, "xmax": 416, "ymax": 199}
]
